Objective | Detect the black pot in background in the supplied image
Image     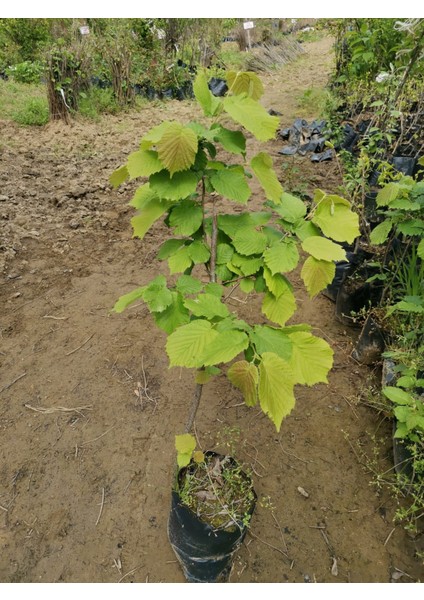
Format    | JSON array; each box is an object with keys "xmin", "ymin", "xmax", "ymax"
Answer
[
  {"xmin": 364, "ymin": 192, "xmax": 384, "ymax": 225},
  {"xmin": 391, "ymin": 156, "xmax": 417, "ymax": 177},
  {"xmin": 351, "ymin": 314, "xmax": 385, "ymax": 365},
  {"xmin": 335, "ymin": 262, "xmax": 383, "ymax": 327},
  {"xmin": 168, "ymin": 452, "xmax": 256, "ymax": 583}
]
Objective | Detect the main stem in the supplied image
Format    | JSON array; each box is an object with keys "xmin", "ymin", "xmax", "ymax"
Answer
[{"xmin": 184, "ymin": 188, "xmax": 219, "ymax": 433}]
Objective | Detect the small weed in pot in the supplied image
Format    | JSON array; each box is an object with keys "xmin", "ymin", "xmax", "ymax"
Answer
[{"xmin": 111, "ymin": 70, "xmax": 360, "ymax": 582}]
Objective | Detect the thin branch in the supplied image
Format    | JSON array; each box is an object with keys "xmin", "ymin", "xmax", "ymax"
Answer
[
  {"xmin": 0, "ymin": 372, "xmax": 27, "ymax": 394},
  {"xmin": 65, "ymin": 333, "xmax": 95, "ymax": 356},
  {"xmin": 95, "ymin": 487, "xmax": 105, "ymax": 526},
  {"xmin": 185, "ymin": 383, "xmax": 204, "ymax": 433}
]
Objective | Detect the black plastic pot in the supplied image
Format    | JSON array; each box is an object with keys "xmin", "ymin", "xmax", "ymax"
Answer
[
  {"xmin": 364, "ymin": 192, "xmax": 384, "ymax": 225},
  {"xmin": 335, "ymin": 264, "xmax": 383, "ymax": 327},
  {"xmin": 208, "ymin": 78, "xmax": 228, "ymax": 97},
  {"xmin": 168, "ymin": 452, "xmax": 256, "ymax": 583},
  {"xmin": 391, "ymin": 156, "xmax": 416, "ymax": 177},
  {"xmin": 351, "ymin": 314, "xmax": 385, "ymax": 365}
]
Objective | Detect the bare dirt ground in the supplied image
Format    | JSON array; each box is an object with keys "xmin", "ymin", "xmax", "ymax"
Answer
[{"xmin": 0, "ymin": 37, "xmax": 422, "ymax": 583}]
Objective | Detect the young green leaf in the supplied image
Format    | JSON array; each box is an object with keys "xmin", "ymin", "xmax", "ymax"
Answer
[
  {"xmin": 227, "ymin": 361, "xmax": 259, "ymax": 407},
  {"xmin": 113, "ymin": 286, "xmax": 147, "ymax": 313},
  {"xmin": 258, "ymin": 352, "xmax": 296, "ymax": 431},
  {"xmin": 169, "ymin": 199, "xmax": 203, "ymax": 236},
  {"xmin": 175, "ymin": 274, "xmax": 204, "ymax": 295},
  {"xmin": 157, "ymin": 238, "xmax": 186, "ymax": 260},
  {"xmin": 301, "ymin": 237, "xmax": 347, "ymax": 262},
  {"xmin": 153, "ymin": 292, "xmax": 190, "ymax": 334},
  {"xmin": 226, "ymin": 71, "xmax": 264, "ymax": 100},
  {"xmin": 193, "ymin": 70, "xmax": 222, "ymax": 117},
  {"xmin": 311, "ymin": 193, "xmax": 359, "ymax": 243},
  {"xmin": 200, "ymin": 330, "xmax": 249, "ymax": 366},
  {"xmin": 216, "ymin": 243, "xmax": 234, "ymax": 264},
  {"xmin": 110, "ymin": 165, "xmax": 129, "ymax": 188},
  {"xmin": 184, "ymin": 293, "xmax": 230, "ymax": 320},
  {"xmin": 131, "ymin": 198, "xmax": 172, "ymax": 240},
  {"xmin": 263, "ymin": 267, "xmax": 292, "ymax": 298},
  {"xmin": 150, "ymin": 169, "xmax": 199, "ymax": 201},
  {"xmin": 166, "ymin": 320, "xmax": 219, "ymax": 368},
  {"xmin": 383, "ymin": 387, "xmax": 413, "ymax": 405},
  {"xmin": 127, "ymin": 149, "xmax": 163, "ymax": 179},
  {"xmin": 301, "ymin": 256, "xmax": 336, "ymax": 298},
  {"xmin": 210, "ymin": 169, "xmax": 251, "ymax": 203},
  {"xmin": 240, "ymin": 278, "xmax": 255, "ymax": 293},
  {"xmin": 250, "ymin": 326, "xmax": 292, "ymax": 361},
  {"xmin": 263, "ymin": 240, "xmax": 299, "ymax": 274},
  {"xmin": 211, "ymin": 125, "xmax": 246, "ymax": 155},
  {"xmin": 288, "ymin": 331, "xmax": 333, "ymax": 385},
  {"xmin": 233, "ymin": 226, "xmax": 267, "ymax": 256},
  {"xmin": 157, "ymin": 122, "xmax": 198, "ymax": 176},
  {"xmin": 140, "ymin": 121, "xmax": 174, "ymax": 150},
  {"xmin": 251, "ymin": 152, "xmax": 283, "ymax": 204},
  {"xmin": 231, "ymin": 254, "xmax": 263, "ymax": 276},
  {"xmin": 187, "ymin": 241, "xmax": 211, "ymax": 264},
  {"xmin": 417, "ymin": 239, "xmax": 424, "ymax": 260},
  {"xmin": 168, "ymin": 245, "xmax": 193, "ymax": 274},
  {"xmin": 130, "ymin": 183, "xmax": 159, "ymax": 209},
  {"xmin": 273, "ymin": 192, "xmax": 307, "ymax": 223},
  {"xmin": 369, "ymin": 219, "xmax": 393, "ymax": 245},
  {"xmin": 175, "ymin": 433, "xmax": 196, "ymax": 468},
  {"xmin": 376, "ymin": 182, "xmax": 400, "ymax": 207},
  {"xmin": 262, "ymin": 290, "xmax": 296, "ymax": 326},
  {"xmin": 223, "ymin": 95, "xmax": 279, "ymax": 141}
]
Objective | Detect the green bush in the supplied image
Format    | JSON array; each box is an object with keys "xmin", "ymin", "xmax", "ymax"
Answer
[
  {"xmin": 78, "ymin": 87, "xmax": 119, "ymax": 119},
  {"xmin": 13, "ymin": 97, "xmax": 49, "ymax": 125},
  {"xmin": 5, "ymin": 60, "xmax": 44, "ymax": 84}
]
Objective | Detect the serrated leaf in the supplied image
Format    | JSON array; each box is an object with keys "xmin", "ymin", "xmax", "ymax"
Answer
[
  {"xmin": 273, "ymin": 192, "xmax": 307, "ymax": 223},
  {"xmin": 166, "ymin": 320, "xmax": 219, "ymax": 368},
  {"xmin": 258, "ymin": 352, "xmax": 296, "ymax": 431},
  {"xmin": 218, "ymin": 212, "xmax": 271, "ymax": 238},
  {"xmin": 369, "ymin": 219, "xmax": 393, "ymax": 245},
  {"xmin": 175, "ymin": 275, "xmax": 203, "ymax": 295},
  {"xmin": 240, "ymin": 278, "xmax": 255, "ymax": 293},
  {"xmin": 143, "ymin": 282, "xmax": 173, "ymax": 313},
  {"xmin": 127, "ymin": 149, "xmax": 163, "ymax": 179},
  {"xmin": 188, "ymin": 241, "xmax": 210, "ymax": 264},
  {"xmin": 301, "ymin": 256, "xmax": 336, "ymax": 298},
  {"xmin": 212, "ymin": 125, "xmax": 246, "ymax": 155},
  {"xmin": 233, "ymin": 226, "xmax": 267, "ymax": 255},
  {"xmin": 200, "ymin": 330, "xmax": 249, "ymax": 366},
  {"xmin": 302, "ymin": 237, "xmax": 347, "ymax": 262},
  {"xmin": 169, "ymin": 199, "xmax": 203, "ymax": 236},
  {"xmin": 153, "ymin": 291, "xmax": 190, "ymax": 334},
  {"xmin": 131, "ymin": 198, "xmax": 171, "ymax": 240},
  {"xmin": 204, "ymin": 283, "xmax": 224, "ymax": 298},
  {"xmin": 311, "ymin": 194, "xmax": 360, "ymax": 243},
  {"xmin": 263, "ymin": 267, "xmax": 292, "ymax": 299},
  {"xmin": 110, "ymin": 165, "xmax": 129, "ymax": 188},
  {"xmin": 397, "ymin": 220, "xmax": 424, "ymax": 236},
  {"xmin": 210, "ymin": 169, "xmax": 251, "ymax": 203},
  {"xmin": 223, "ymin": 95, "xmax": 279, "ymax": 141},
  {"xmin": 216, "ymin": 264, "xmax": 233, "ymax": 282},
  {"xmin": 227, "ymin": 361, "xmax": 258, "ymax": 407},
  {"xmin": 227, "ymin": 71, "xmax": 264, "ymax": 100},
  {"xmin": 150, "ymin": 169, "xmax": 198, "ymax": 201},
  {"xmin": 262, "ymin": 290, "xmax": 296, "ymax": 326},
  {"xmin": 417, "ymin": 239, "xmax": 424, "ymax": 259},
  {"xmin": 288, "ymin": 332, "xmax": 333, "ymax": 385},
  {"xmin": 113, "ymin": 286, "xmax": 146, "ymax": 313},
  {"xmin": 231, "ymin": 254, "xmax": 263, "ymax": 276},
  {"xmin": 130, "ymin": 183, "xmax": 159, "ymax": 209},
  {"xmin": 157, "ymin": 122, "xmax": 198, "ymax": 176},
  {"xmin": 383, "ymin": 387, "xmax": 413, "ymax": 405},
  {"xmin": 251, "ymin": 152, "xmax": 283, "ymax": 204},
  {"xmin": 294, "ymin": 220, "xmax": 321, "ymax": 241},
  {"xmin": 217, "ymin": 243, "xmax": 234, "ymax": 264},
  {"xmin": 175, "ymin": 433, "xmax": 196, "ymax": 468},
  {"xmin": 140, "ymin": 121, "xmax": 174, "ymax": 150},
  {"xmin": 251, "ymin": 326, "xmax": 292, "ymax": 361},
  {"xmin": 184, "ymin": 293, "xmax": 229, "ymax": 319},
  {"xmin": 193, "ymin": 450, "xmax": 205, "ymax": 463},
  {"xmin": 158, "ymin": 238, "xmax": 186, "ymax": 260},
  {"xmin": 376, "ymin": 182, "xmax": 400, "ymax": 207},
  {"xmin": 168, "ymin": 245, "xmax": 193, "ymax": 274},
  {"xmin": 193, "ymin": 70, "xmax": 222, "ymax": 117},
  {"xmin": 263, "ymin": 240, "xmax": 299, "ymax": 274}
]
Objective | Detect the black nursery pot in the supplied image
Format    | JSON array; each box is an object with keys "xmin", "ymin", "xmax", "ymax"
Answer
[
  {"xmin": 168, "ymin": 452, "xmax": 256, "ymax": 583},
  {"xmin": 351, "ymin": 314, "xmax": 385, "ymax": 365}
]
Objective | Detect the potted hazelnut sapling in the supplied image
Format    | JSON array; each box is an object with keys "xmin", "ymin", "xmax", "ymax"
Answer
[{"xmin": 111, "ymin": 71, "xmax": 360, "ymax": 582}]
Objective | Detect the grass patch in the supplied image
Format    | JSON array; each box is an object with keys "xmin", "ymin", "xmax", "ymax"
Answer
[
  {"xmin": 78, "ymin": 87, "xmax": 120, "ymax": 120},
  {"xmin": 296, "ymin": 86, "xmax": 339, "ymax": 118},
  {"xmin": 0, "ymin": 80, "xmax": 48, "ymax": 125}
]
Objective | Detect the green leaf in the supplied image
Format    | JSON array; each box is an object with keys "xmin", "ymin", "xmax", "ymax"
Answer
[
  {"xmin": 175, "ymin": 275, "xmax": 203, "ymax": 295},
  {"xmin": 150, "ymin": 170, "xmax": 198, "ymax": 201},
  {"xmin": 288, "ymin": 332, "xmax": 333, "ymax": 385},
  {"xmin": 184, "ymin": 293, "xmax": 230, "ymax": 319},
  {"xmin": 397, "ymin": 220, "xmax": 424, "ymax": 236},
  {"xmin": 272, "ymin": 192, "xmax": 306, "ymax": 222},
  {"xmin": 216, "ymin": 264, "xmax": 233, "ymax": 282},
  {"xmin": 262, "ymin": 290, "xmax": 296, "ymax": 326},
  {"xmin": 200, "ymin": 330, "xmax": 249, "ymax": 366},
  {"xmin": 231, "ymin": 254, "xmax": 263, "ymax": 276},
  {"xmin": 153, "ymin": 292, "xmax": 190, "ymax": 334},
  {"xmin": 227, "ymin": 361, "xmax": 258, "ymax": 407},
  {"xmin": 140, "ymin": 121, "xmax": 174, "ymax": 149},
  {"xmin": 169, "ymin": 199, "xmax": 203, "ymax": 236},
  {"xmin": 251, "ymin": 152, "xmax": 283, "ymax": 204},
  {"xmin": 417, "ymin": 239, "xmax": 424, "ymax": 260},
  {"xmin": 233, "ymin": 226, "xmax": 267, "ymax": 255},
  {"xmin": 158, "ymin": 238, "xmax": 186, "ymax": 260},
  {"xmin": 263, "ymin": 240, "xmax": 299, "ymax": 274},
  {"xmin": 240, "ymin": 278, "xmax": 255, "ymax": 293},
  {"xmin": 175, "ymin": 434, "xmax": 196, "ymax": 469},
  {"xmin": 293, "ymin": 220, "xmax": 321, "ymax": 241},
  {"xmin": 210, "ymin": 169, "xmax": 251, "ymax": 203},
  {"xmin": 157, "ymin": 122, "xmax": 198, "ymax": 176},
  {"xmin": 168, "ymin": 246, "xmax": 193, "ymax": 274},
  {"xmin": 376, "ymin": 182, "xmax": 400, "ymax": 207},
  {"xmin": 217, "ymin": 243, "xmax": 234, "ymax": 264},
  {"xmin": 258, "ymin": 352, "xmax": 296, "ymax": 431},
  {"xmin": 131, "ymin": 198, "xmax": 171, "ymax": 240},
  {"xmin": 312, "ymin": 200, "xmax": 359, "ymax": 244},
  {"xmin": 227, "ymin": 71, "xmax": 264, "ymax": 100},
  {"xmin": 383, "ymin": 387, "xmax": 413, "ymax": 405},
  {"xmin": 110, "ymin": 165, "xmax": 129, "ymax": 188},
  {"xmin": 193, "ymin": 70, "xmax": 222, "ymax": 117},
  {"xmin": 211, "ymin": 125, "xmax": 246, "ymax": 155},
  {"xmin": 301, "ymin": 256, "xmax": 336, "ymax": 298},
  {"xmin": 127, "ymin": 149, "xmax": 163, "ymax": 179},
  {"xmin": 113, "ymin": 286, "xmax": 146, "ymax": 313},
  {"xmin": 369, "ymin": 219, "xmax": 393, "ymax": 245},
  {"xmin": 251, "ymin": 325, "xmax": 292, "ymax": 361},
  {"xmin": 187, "ymin": 241, "xmax": 210, "ymax": 264},
  {"xmin": 143, "ymin": 280, "xmax": 173, "ymax": 313},
  {"xmin": 204, "ymin": 283, "xmax": 224, "ymax": 298},
  {"xmin": 129, "ymin": 183, "xmax": 159, "ymax": 209},
  {"xmin": 166, "ymin": 320, "xmax": 219, "ymax": 368},
  {"xmin": 301, "ymin": 237, "xmax": 347, "ymax": 262},
  {"xmin": 218, "ymin": 212, "xmax": 271, "ymax": 238},
  {"xmin": 223, "ymin": 95, "xmax": 279, "ymax": 141},
  {"xmin": 263, "ymin": 267, "xmax": 293, "ymax": 299}
]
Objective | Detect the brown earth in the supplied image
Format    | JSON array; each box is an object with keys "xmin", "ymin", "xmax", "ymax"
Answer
[{"xmin": 0, "ymin": 36, "xmax": 422, "ymax": 583}]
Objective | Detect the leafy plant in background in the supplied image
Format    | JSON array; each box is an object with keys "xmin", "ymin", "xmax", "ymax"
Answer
[{"xmin": 111, "ymin": 70, "xmax": 360, "ymax": 440}]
